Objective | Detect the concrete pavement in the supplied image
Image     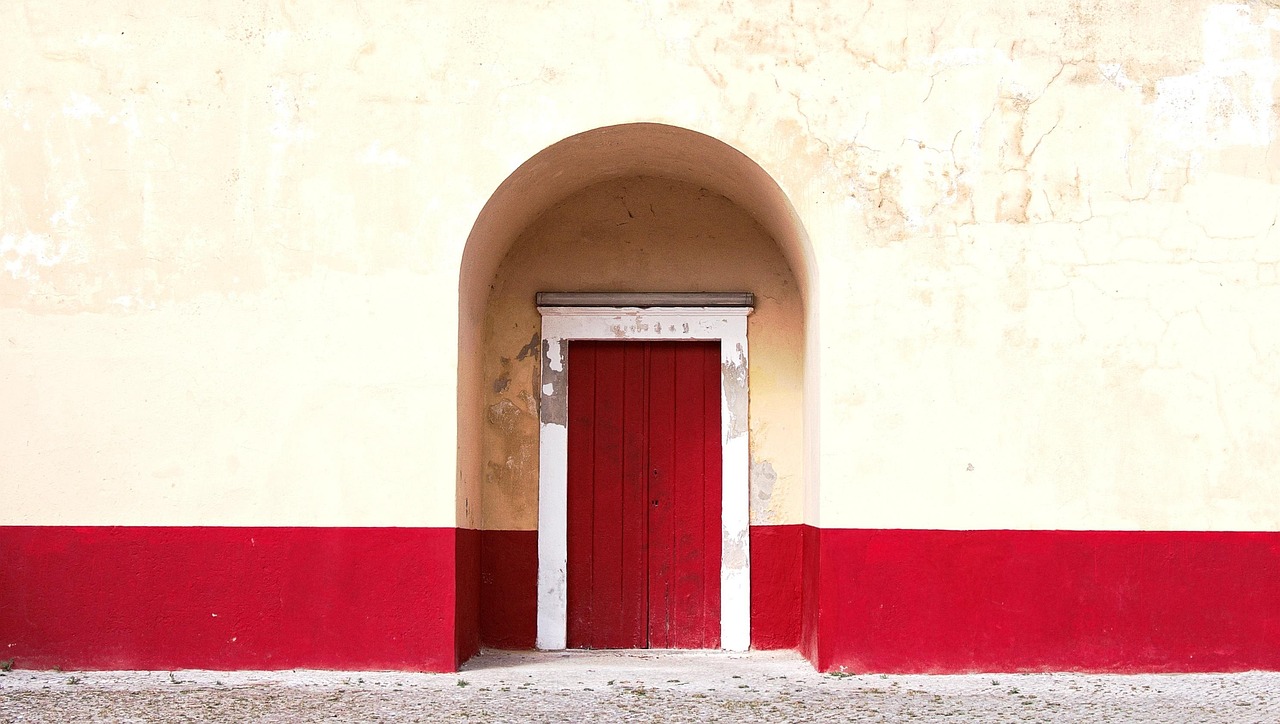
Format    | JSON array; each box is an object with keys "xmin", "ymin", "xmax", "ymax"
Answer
[{"xmin": 2, "ymin": 649, "xmax": 1277, "ymax": 722}]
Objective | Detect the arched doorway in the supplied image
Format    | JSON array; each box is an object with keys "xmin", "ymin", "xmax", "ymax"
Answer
[{"xmin": 458, "ymin": 124, "xmax": 815, "ymax": 655}]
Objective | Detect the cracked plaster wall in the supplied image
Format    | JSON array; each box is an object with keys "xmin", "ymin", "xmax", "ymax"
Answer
[
  {"xmin": 480, "ymin": 177, "xmax": 804, "ymax": 530},
  {"xmin": 3, "ymin": 0, "xmax": 1278, "ymax": 530}
]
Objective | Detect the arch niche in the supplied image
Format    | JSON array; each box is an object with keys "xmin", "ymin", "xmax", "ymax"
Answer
[{"xmin": 458, "ymin": 123, "xmax": 815, "ymax": 657}]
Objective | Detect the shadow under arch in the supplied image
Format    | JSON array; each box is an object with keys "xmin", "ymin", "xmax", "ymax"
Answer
[{"xmin": 456, "ymin": 122, "xmax": 819, "ymax": 663}]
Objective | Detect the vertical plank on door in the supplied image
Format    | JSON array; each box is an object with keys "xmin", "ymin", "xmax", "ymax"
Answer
[
  {"xmin": 619, "ymin": 343, "xmax": 649, "ymax": 648},
  {"xmin": 671, "ymin": 342, "xmax": 708, "ymax": 647},
  {"xmin": 647, "ymin": 343, "xmax": 676, "ymax": 648},
  {"xmin": 591, "ymin": 343, "xmax": 626, "ymax": 646},
  {"xmin": 565, "ymin": 342, "xmax": 596, "ymax": 649},
  {"xmin": 702, "ymin": 342, "xmax": 723, "ymax": 649}
]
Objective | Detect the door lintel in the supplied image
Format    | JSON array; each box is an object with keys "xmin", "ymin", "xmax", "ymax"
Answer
[{"xmin": 536, "ymin": 291, "xmax": 755, "ymax": 308}]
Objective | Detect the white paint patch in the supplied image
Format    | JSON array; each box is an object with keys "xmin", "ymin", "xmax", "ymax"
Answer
[
  {"xmin": 536, "ymin": 306, "xmax": 752, "ymax": 652},
  {"xmin": 265, "ymin": 30, "xmax": 292, "ymax": 52},
  {"xmin": 76, "ymin": 32, "xmax": 123, "ymax": 48},
  {"xmin": 546, "ymin": 338, "xmax": 564, "ymax": 372},
  {"xmin": 0, "ymin": 233, "xmax": 68, "ymax": 280},
  {"xmin": 1151, "ymin": 4, "xmax": 1278, "ymax": 149},
  {"xmin": 62, "ymin": 92, "xmax": 105, "ymax": 122},
  {"xmin": 358, "ymin": 142, "xmax": 410, "ymax": 168},
  {"xmin": 110, "ymin": 293, "xmax": 155, "ymax": 311},
  {"xmin": 267, "ymin": 82, "xmax": 312, "ymax": 148},
  {"xmin": 917, "ymin": 47, "xmax": 1011, "ymax": 70},
  {"xmin": 108, "ymin": 100, "xmax": 143, "ymax": 139},
  {"xmin": 49, "ymin": 196, "xmax": 81, "ymax": 230},
  {"xmin": 1099, "ymin": 63, "xmax": 1138, "ymax": 92},
  {"xmin": 0, "ymin": 92, "xmax": 19, "ymax": 119}
]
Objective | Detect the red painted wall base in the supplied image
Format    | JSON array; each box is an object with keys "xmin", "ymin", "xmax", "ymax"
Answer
[
  {"xmin": 456, "ymin": 528, "xmax": 481, "ymax": 665},
  {"xmin": 799, "ymin": 524, "xmax": 820, "ymax": 666},
  {"xmin": 0, "ymin": 527, "xmax": 461, "ymax": 671},
  {"xmin": 810, "ymin": 528, "xmax": 1280, "ymax": 673},
  {"xmin": 750, "ymin": 525, "xmax": 803, "ymax": 649},
  {"xmin": 479, "ymin": 529, "xmax": 538, "ymax": 649},
  {"xmin": 8, "ymin": 525, "xmax": 1277, "ymax": 673}
]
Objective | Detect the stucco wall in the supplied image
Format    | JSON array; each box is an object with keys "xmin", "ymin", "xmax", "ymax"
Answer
[
  {"xmin": 480, "ymin": 176, "xmax": 805, "ymax": 530},
  {"xmin": 3, "ymin": 0, "xmax": 1278, "ymax": 532}
]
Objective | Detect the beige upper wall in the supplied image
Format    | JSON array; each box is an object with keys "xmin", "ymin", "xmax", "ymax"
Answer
[{"xmin": 3, "ymin": 1, "xmax": 1278, "ymax": 529}]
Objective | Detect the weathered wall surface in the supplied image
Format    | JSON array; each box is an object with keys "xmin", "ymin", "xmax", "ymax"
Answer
[
  {"xmin": 3, "ymin": 0, "xmax": 1278, "ymax": 532},
  {"xmin": 481, "ymin": 177, "xmax": 804, "ymax": 530},
  {"xmin": 785, "ymin": 0, "xmax": 1280, "ymax": 530}
]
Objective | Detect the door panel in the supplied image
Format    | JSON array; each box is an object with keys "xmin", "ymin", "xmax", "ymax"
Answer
[
  {"xmin": 588, "ymin": 343, "xmax": 625, "ymax": 646},
  {"xmin": 565, "ymin": 342, "xmax": 596, "ymax": 648},
  {"xmin": 669, "ymin": 343, "xmax": 721, "ymax": 649},
  {"xmin": 646, "ymin": 343, "xmax": 675, "ymax": 647},
  {"xmin": 618, "ymin": 344, "xmax": 649, "ymax": 647},
  {"xmin": 566, "ymin": 340, "xmax": 721, "ymax": 649}
]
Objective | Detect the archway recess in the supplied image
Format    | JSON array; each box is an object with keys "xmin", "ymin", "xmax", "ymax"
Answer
[{"xmin": 457, "ymin": 123, "xmax": 816, "ymax": 655}]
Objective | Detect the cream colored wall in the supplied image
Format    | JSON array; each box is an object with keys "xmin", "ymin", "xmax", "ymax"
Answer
[
  {"xmin": 799, "ymin": 1, "xmax": 1280, "ymax": 531},
  {"xmin": 480, "ymin": 177, "xmax": 804, "ymax": 530},
  {"xmin": 4, "ymin": 1, "xmax": 1278, "ymax": 531}
]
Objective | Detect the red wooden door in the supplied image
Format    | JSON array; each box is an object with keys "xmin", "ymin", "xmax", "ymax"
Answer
[{"xmin": 566, "ymin": 340, "xmax": 722, "ymax": 649}]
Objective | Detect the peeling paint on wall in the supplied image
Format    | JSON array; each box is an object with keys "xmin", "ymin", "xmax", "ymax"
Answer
[
  {"xmin": 721, "ymin": 528, "xmax": 748, "ymax": 570},
  {"xmin": 516, "ymin": 332, "xmax": 540, "ymax": 361},
  {"xmin": 1149, "ymin": 4, "xmax": 1278, "ymax": 150},
  {"xmin": 1, "ymin": 233, "xmax": 68, "ymax": 281},
  {"xmin": 539, "ymin": 338, "xmax": 568, "ymax": 428},
  {"xmin": 751, "ymin": 459, "xmax": 779, "ymax": 523},
  {"xmin": 721, "ymin": 345, "xmax": 749, "ymax": 441}
]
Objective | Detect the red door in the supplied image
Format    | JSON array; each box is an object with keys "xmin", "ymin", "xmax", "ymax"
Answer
[{"xmin": 566, "ymin": 340, "xmax": 722, "ymax": 649}]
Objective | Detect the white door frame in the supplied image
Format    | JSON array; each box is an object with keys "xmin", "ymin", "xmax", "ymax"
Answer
[{"xmin": 536, "ymin": 304, "xmax": 752, "ymax": 651}]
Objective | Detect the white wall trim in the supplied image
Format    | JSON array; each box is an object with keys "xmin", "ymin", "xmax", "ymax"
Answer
[{"xmin": 536, "ymin": 305, "xmax": 752, "ymax": 651}]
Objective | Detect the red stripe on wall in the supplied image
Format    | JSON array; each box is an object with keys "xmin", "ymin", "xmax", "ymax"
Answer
[
  {"xmin": 17, "ymin": 525, "xmax": 1268, "ymax": 673},
  {"xmin": 0, "ymin": 527, "xmax": 460, "ymax": 671},
  {"xmin": 799, "ymin": 524, "xmax": 821, "ymax": 665},
  {"xmin": 813, "ymin": 528, "xmax": 1280, "ymax": 673},
  {"xmin": 456, "ymin": 527, "xmax": 481, "ymax": 665},
  {"xmin": 479, "ymin": 529, "xmax": 538, "ymax": 649},
  {"xmin": 750, "ymin": 525, "xmax": 803, "ymax": 650}
]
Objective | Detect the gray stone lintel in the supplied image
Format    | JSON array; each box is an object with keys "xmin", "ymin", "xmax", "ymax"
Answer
[{"xmin": 535, "ymin": 291, "xmax": 755, "ymax": 308}]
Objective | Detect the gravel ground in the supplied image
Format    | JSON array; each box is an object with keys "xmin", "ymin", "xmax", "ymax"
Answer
[{"xmin": 2, "ymin": 649, "xmax": 1278, "ymax": 723}]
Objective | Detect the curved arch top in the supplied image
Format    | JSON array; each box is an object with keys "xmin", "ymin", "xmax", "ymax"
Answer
[{"xmin": 459, "ymin": 122, "xmax": 816, "ymax": 315}]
